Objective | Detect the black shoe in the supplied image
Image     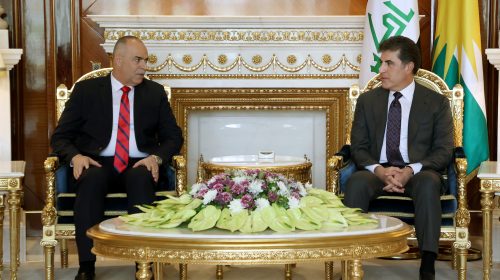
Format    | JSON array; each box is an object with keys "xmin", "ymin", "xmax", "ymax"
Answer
[
  {"xmin": 74, "ymin": 271, "xmax": 95, "ymax": 280},
  {"xmin": 419, "ymin": 251, "xmax": 436, "ymax": 280},
  {"xmin": 419, "ymin": 271, "xmax": 435, "ymax": 280}
]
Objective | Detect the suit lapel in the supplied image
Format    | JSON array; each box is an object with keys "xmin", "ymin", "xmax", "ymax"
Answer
[
  {"xmin": 374, "ymin": 89, "xmax": 389, "ymax": 155},
  {"xmin": 408, "ymin": 84, "xmax": 426, "ymax": 150},
  {"xmin": 101, "ymin": 75, "xmax": 113, "ymax": 144},
  {"xmin": 133, "ymin": 82, "xmax": 145, "ymax": 133}
]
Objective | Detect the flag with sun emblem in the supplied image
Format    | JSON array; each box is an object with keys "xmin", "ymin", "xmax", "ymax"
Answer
[{"xmin": 432, "ymin": 0, "xmax": 488, "ymax": 174}]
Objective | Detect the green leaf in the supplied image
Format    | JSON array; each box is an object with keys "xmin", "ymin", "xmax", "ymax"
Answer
[
  {"xmin": 287, "ymin": 208, "xmax": 321, "ymax": 231},
  {"xmin": 188, "ymin": 205, "xmax": 221, "ymax": 231}
]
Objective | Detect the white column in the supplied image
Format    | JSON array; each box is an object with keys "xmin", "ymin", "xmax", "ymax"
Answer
[{"xmin": 0, "ymin": 30, "xmax": 23, "ymax": 160}]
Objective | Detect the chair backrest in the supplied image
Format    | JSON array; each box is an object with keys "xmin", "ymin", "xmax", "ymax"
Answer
[
  {"xmin": 346, "ymin": 69, "xmax": 464, "ymax": 149},
  {"xmin": 55, "ymin": 67, "xmax": 172, "ymax": 122}
]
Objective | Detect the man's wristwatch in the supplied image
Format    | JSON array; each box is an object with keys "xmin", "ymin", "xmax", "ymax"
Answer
[{"xmin": 151, "ymin": 155, "xmax": 163, "ymax": 166}]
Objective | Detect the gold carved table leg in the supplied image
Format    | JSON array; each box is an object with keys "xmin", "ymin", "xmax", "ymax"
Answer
[
  {"xmin": 0, "ymin": 195, "xmax": 4, "ymax": 277},
  {"xmin": 8, "ymin": 188, "xmax": 21, "ymax": 280},
  {"xmin": 153, "ymin": 262, "xmax": 163, "ymax": 280},
  {"xmin": 341, "ymin": 261, "xmax": 348, "ymax": 280},
  {"xmin": 216, "ymin": 265, "xmax": 223, "ymax": 279},
  {"xmin": 136, "ymin": 261, "xmax": 153, "ymax": 280},
  {"xmin": 481, "ymin": 191, "xmax": 494, "ymax": 280},
  {"xmin": 179, "ymin": 264, "xmax": 187, "ymax": 280},
  {"xmin": 324, "ymin": 261, "xmax": 334, "ymax": 280},
  {"xmin": 347, "ymin": 259, "xmax": 363, "ymax": 280},
  {"xmin": 284, "ymin": 264, "xmax": 292, "ymax": 280},
  {"xmin": 60, "ymin": 239, "xmax": 68, "ymax": 268}
]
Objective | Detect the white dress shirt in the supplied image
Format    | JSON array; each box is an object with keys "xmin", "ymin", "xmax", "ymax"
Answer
[
  {"xmin": 99, "ymin": 73, "xmax": 149, "ymax": 158},
  {"xmin": 366, "ymin": 80, "xmax": 423, "ymax": 174}
]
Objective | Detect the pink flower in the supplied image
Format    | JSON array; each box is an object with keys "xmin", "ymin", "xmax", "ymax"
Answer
[
  {"xmin": 230, "ymin": 183, "xmax": 246, "ymax": 195},
  {"xmin": 196, "ymin": 188, "xmax": 208, "ymax": 199},
  {"xmin": 268, "ymin": 191, "xmax": 278, "ymax": 202},
  {"xmin": 245, "ymin": 169, "xmax": 260, "ymax": 177},
  {"xmin": 223, "ymin": 178, "xmax": 234, "ymax": 186},
  {"xmin": 212, "ymin": 183, "xmax": 225, "ymax": 191},
  {"xmin": 215, "ymin": 192, "xmax": 233, "ymax": 205},
  {"xmin": 290, "ymin": 191, "xmax": 301, "ymax": 200},
  {"xmin": 241, "ymin": 194, "xmax": 255, "ymax": 209}
]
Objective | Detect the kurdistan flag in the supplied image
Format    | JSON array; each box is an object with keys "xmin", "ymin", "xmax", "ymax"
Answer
[
  {"xmin": 359, "ymin": 0, "xmax": 419, "ymax": 88},
  {"xmin": 432, "ymin": 0, "xmax": 488, "ymax": 174}
]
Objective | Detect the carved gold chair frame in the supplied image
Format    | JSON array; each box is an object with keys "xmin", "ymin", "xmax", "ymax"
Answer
[
  {"xmin": 328, "ymin": 69, "xmax": 471, "ymax": 279},
  {"xmin": 40, "ymin": 68, "xmax": 187, "ymax": 280}
]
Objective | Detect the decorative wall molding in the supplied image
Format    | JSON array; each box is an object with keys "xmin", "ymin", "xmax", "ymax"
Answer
[
  {"xmin": 0, "ymin": 49, "xmax": 23, "ymax": 71},
  {"xmin": 88, "ymin": 15, "xmax": 364, "ymax": 86}
]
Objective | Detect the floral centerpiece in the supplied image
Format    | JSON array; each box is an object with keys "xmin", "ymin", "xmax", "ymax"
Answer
[{"xmin": 120, "ymin": 170, "xmax": 377, "ymax": 233}]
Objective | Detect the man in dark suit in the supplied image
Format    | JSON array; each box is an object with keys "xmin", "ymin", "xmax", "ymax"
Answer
[
  {"xmin": 343, "ymin": 36, "xmax": 453, "ymax": 280},
  {"xmin": 51, "ymin": 36, "xmax": 183, "ymax": 280}
]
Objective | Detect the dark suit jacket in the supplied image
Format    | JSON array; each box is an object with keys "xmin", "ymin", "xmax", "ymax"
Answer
[
  {"xmin": 350, "ymin": 82, "xmax": 453, "ymax": 172},
  {"xmin": 50, "ymin": 74, "xmax": 183, "ymax": 166}
]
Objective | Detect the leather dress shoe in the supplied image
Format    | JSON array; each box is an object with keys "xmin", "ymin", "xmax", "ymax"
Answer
[
  {"xmin": 74, "ymin": 271, "xmax": 95, "ymax": 280},
  {"xmin": 419, "ymin": 271, "xmax": 435, "ymax": 280}
]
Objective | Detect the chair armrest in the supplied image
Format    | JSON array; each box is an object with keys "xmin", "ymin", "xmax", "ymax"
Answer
[
  {"xmin": 454, "ymin": 147, "xmax": 465, "ymax": 159},
  {"xmin": 447, "ymin": 147, "xmax": 466, "ymax": 198},
  {"xmin": 41, "ymin": 156, "xmax": 59, "ymax": 247},
  {"xmin": 450, "ymin": 146, "xmax": 470, "ymax": 239},
  {"xmin": 327, "ymin": 145, "xmax": 354, "ymax": 195},
  {"xmin": 335, "ymin": 144, "xmax": 351, "ymax": 163},
  {"xmin": 172, "ymin": 155, "xmax": 187, "ymax": 196}
]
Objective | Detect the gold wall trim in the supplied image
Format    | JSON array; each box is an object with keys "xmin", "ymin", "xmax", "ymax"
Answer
[
  {"xmin": 146, "ymin": 53, "xmax": 361, "ymax": 73},
  {"xmin": 104, "ymin": 29, "xmax": 364, "ymax": 43},
  {"xmin": 148, "ymin": 74, "xmax": 359, "ymax": 80}
]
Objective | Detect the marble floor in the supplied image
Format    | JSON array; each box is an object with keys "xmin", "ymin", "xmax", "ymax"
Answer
[{"xmin": 3, "ymin": 237, "xmax": 499, "ymax": 279}]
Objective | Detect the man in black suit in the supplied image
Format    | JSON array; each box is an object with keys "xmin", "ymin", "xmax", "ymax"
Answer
[
  {"xmin": 51, "ymin": 36, "xmax": 183, "ymax": 280},
  {"xmin": 343, "ymin": 36, "xmax": 453, "ymax": 280}
]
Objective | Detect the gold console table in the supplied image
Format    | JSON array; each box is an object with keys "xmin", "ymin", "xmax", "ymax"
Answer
[
  {"xmin": 0, "ymin": 161, "xmax": 25, "ymax": 280},
  {"xmin": 477, "ymin": 161, "xmax": 500, "ymax": 280},
  {"xmin": 88, "ymin": 215, "xmax": 412, "ymax": 280},
  {"xmin": 199, "ymin": 155, "xmax": 312, "ymax": 184}
]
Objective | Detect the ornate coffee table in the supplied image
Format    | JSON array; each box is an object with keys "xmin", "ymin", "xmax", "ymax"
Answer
[{"xmin": 88, "ymin": 215, "xmax": 412, "ymax": 280}]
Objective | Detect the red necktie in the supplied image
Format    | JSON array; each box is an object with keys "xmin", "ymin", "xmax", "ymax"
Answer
[{"xmin": 114, "ymin": 86, "xmax": 131, "ymax": 173}]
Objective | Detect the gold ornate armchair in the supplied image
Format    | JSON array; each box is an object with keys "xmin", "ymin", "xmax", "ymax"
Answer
[
  {"xmin": 39, "ymin": 68, "xmax": 187, "ymax": 279},
  {"xmin": 328, "ymin": 69, "xmax": 471, "ymax": 278}
]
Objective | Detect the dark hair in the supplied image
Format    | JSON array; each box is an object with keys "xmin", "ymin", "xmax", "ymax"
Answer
[{"xmin": 378, "ymin": 36, "xmax": 421, "ymax": 74}]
